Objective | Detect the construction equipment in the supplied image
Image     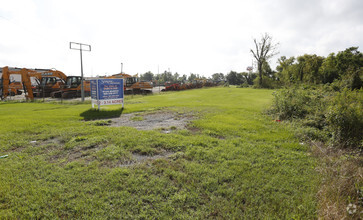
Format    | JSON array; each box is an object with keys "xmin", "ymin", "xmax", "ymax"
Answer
[
  {"xmin": 0, "ymin": 66, "xmax": 34, "ymax": 100},
  {"xmin": 164, "ymin": 82, "xmax": 181, "ymax": 91},
  {"xmin": 162, "ymin": 78, "xmax": 218, "ymax": 92},
  {"xmin": 7, "ymin": 81, "xmax": 23, "ymax": 96},
  {"xmin": 50, "ymin": 76, "xmax": 90, "ymax": 98},
  {"xmin": 30, "ymin": 69, "xmax": 68, "ymax": 97},
  {"xmin": 24, "ymin": 68, "xmax": 90, "ymax": 99},
  {"xmin": 1, "ymin": 66, "xmax": 93, "ymax": 100},
  {"xmin": 28, "ymin": 68, "xmax": 91, "ymax": 99},
  {"xmin": 106, "ymin": 73, "xmax": 153, "ymax": 94}
]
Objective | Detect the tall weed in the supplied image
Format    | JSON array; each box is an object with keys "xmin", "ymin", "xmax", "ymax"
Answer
[
  {"xmin": 270, "ymin": 86, "xmax": 363, "ymax": 219},
  {"xmin": 326, "ymin": 88, "xmax": 363, "ymax": 148},
  {"xmin": 270, "ymin": 86, "xmax": 325, "ymax": 120},
  {"xmin": 270, "ymin": 86, "xmax": 362, "ymax": 149}
]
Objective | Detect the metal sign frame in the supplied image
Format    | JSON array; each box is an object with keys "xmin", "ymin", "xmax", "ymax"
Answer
[{"xmin": 70, "ymin": 42, "xmax": 91, "ymax": 102}]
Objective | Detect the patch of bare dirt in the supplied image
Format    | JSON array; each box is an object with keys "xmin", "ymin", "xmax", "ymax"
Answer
[
  {"xmin": 49, "ymin": 145, "xmax": 103, "ymax": 164},
  {"xmin": 109, "ymin": 111, "xmax": 195, "ymax": 133}
]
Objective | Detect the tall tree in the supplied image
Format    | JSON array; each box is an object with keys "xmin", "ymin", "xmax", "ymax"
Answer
[
  {"xmin": 188, "ymin": 73, "xmax": 198, "ymax": 82},
  {"xmin": 319, "ymin": 53, "xmax": 338, "ymax": 83},
  {"xmin": 173, "ymin": 72, "xmax": 179, "ymax": 83},
  {"xmin": 250, "ymin": 33, "xmax": 279, "ymax": 87},
  {"xmin": 211, "ymin": 73, "xmax": 225, "ymax": 82},
  {"xmin": 141, "ymin": 71, "xmax": 154, "ymax": 81},
  {"xmin": 276, "ymin": 56, "xmax": 295, "ymax": 84},
  {"xmin": 179, "ymin": 74, "xmax": 187, "ymax": 83},
  {"xmin": 335, "ymin": 47, "xmax": 363, "ymax": 89},
  {"xmin": 335, "ymin": 47, "xmax": 363, "ymax": 76},
  {"xmin": 296, "ymin": 54, "xmax": 324, "ymax": 83},
  {"xmin": 226, "ymin": 71, "xmax": 239, "ymax": 85}
]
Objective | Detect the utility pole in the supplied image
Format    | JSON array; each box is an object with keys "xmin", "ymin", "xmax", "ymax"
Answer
[
  {"xmin": 121, "ymin": 62, "xmax": 123, "ymax": 74},
  {"xmin": 70, "ymin": 42, "xmax": 91, "ymax": 102}
]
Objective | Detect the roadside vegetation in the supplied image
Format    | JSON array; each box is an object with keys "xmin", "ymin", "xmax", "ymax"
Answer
[
  {"xmin": 0, "ymin": 87, "xmax": 320, "ymax": 219},
  {"xmin": 268, "ymin": 86, "xmax": 362, "ymax": 219},
  {"xmin": 264, "ymin": 46, "xmax": 363, "ymax": 219}
]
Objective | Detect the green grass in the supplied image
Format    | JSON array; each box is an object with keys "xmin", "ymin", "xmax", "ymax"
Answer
[
  {"xmin": 0, "ymin": 87, "xmax": 319, "ymax": 219},
  {"xmin": 130, "ymin": 116, "xmax": 144, "ymax": 121}
]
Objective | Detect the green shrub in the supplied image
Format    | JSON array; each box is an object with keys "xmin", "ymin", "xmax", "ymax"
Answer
[
  {"xmin": 329, "ymin": 69, "xmax": 363, "ymax": 91},
  {"xmin": 253, "ymin": 76, "xmax": 280, "ymax": 89},
  {"xmin": 270, "ymin": 87, "xmax": 312, "ymax": 120},
  {"xmin": 270, "ymin": 86, "xmax": 362, "ymax": 149},
  {"xmin": 270, "ymin": 86, "xmax": 329, "ymax": 121},
  {"xmin": 326, "ymin": 88, "xmax": 363, "ymax": 148}
]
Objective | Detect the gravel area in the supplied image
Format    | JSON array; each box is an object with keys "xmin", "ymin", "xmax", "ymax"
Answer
[{"xmin": 110, "ymin": 111, "xmax": 193, "ymax": 132}]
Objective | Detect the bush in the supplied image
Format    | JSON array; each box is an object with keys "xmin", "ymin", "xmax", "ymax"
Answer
[
  {"xmin": 329, "ymin": 68, "xmax": 363, "ymax": 91},
  {"xmin": 270, "ymin": 86, "xmax": 362, "ymax": 149},
  {"xmin": 253, "ymin": 76, "xmax": 280, "ymax": 89},
  {"xmin": 270, "ymin": 86, "xmax": 325, "ymax": 120},
  {"xmin": 325, "ymin": 88, "xmax": 363, "ymax": 148}
]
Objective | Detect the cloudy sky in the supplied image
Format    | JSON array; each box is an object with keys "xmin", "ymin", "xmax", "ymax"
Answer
[{"xmin": 1, "ymin": 0, "xmax": 362, "ymax": 77}]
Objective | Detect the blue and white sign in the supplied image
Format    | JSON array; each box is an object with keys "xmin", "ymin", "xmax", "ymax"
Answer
[{"xmin": 91, "ymin": 78, "xmax": 124, "ymax": 109}]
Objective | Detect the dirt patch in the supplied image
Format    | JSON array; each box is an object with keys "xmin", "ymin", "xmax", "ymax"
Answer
[
  {"xmin": 109, "ymin": 111, "xmax": 195, "ymax": 132},
  {"xmin": 48, "ymin": 146, "xmax": 101, "ymax": 165}
]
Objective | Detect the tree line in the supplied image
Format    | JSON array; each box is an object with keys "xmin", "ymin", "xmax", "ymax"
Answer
[
  {"xmin": 139, "ymin": 70, "xmax": 259, "ymax": 87},
  {"xmin": 139, "ymin": 71, "xmax": 203, "ymax": 85},
  {"xmin": 139, "ymin": 33, "xmax": 362, "ymax": 90},
  {"xmin": 273, "ymin": 47, "xmax": 362, "ymax": 89}
]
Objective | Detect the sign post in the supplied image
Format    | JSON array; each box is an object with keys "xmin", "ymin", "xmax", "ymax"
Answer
[
  {"xmin": 70, "ymin": 42, "xmax": 91, "ymax": 102},
  {"xmin": 91, "ymin": 78, "xmax": 124, "ymax": 110}
]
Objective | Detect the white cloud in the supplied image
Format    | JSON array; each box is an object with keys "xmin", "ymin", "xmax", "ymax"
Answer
[{"xmin": 0, "ymin": 0, "xmax": 362, "ymax": 77}]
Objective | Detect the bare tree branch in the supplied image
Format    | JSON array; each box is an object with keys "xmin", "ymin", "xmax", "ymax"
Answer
[{"xmin": 250, "ymin": 33, "xmax": 279, "ymax": 87}]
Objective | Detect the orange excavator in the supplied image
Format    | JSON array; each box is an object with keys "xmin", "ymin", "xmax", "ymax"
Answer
[
  {"xmin": 50, "ymin": 76, "xmax": 90, "ymax": 98},
  {"xmin": 29, "ymin": 68, "xmax": 90, "ymax": 99},
  {"xmin": 1, "ymin": 66, "xmax": 90, "ymax": 100},
  {"xmin": 30, "ymin": 69, "xmax": 68, "ymax": 97},
  {"xmin": 8, "ymin": 81, "xmax": 23, "ymax": 96},
  {"xmin": 0, "ymin": 66, "xmax": 34, "ymax": 100},
  {"xmin": 19, "ymin": 67, "xmax": 90, "ymax": 99}
]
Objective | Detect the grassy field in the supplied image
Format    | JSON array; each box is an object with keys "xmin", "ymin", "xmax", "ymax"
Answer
[{"xmin": 0, "ymin": 87, "xmax": 319, "ymax": 219}]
